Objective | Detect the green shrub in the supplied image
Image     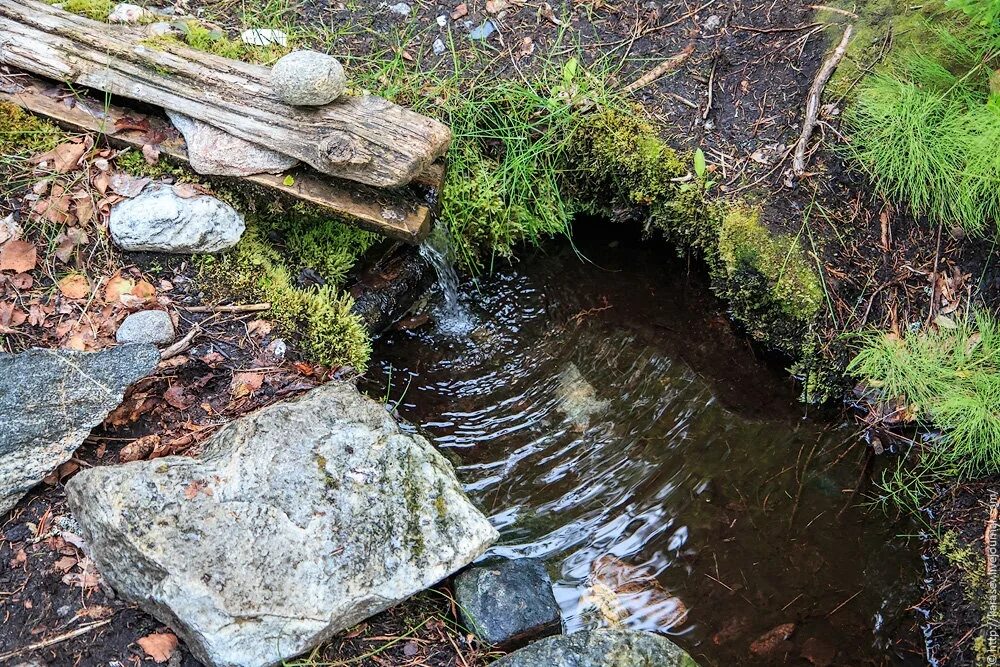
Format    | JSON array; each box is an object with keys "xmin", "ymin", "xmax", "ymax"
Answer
[{"xmin": 849, "ymin": 312, "xmax": 1000, "ymax": 481}]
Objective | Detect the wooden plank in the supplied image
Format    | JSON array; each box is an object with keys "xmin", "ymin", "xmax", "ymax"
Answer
[
  {"xmin": 0, "ymin": 0, "xmax": 451, "ymax": 187},
  {"xmin": 0, "ymin": 70, "xmax": 437, "ymax": 243}
]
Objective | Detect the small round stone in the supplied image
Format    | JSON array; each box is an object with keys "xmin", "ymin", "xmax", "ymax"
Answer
[
  {"xmin": 116, "ymin": 310, "xmax": 176, "ymax": 346},
  {"xmin": 271, "ymin": 50, "xmax": 347, "ymax": 106}
]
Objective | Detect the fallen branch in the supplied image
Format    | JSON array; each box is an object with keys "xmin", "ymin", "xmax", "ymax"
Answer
[
  {"xmin": 808, "ymin": 4, "xmax": 859, "ymax": 18},
  {"xmin": 183, "ymin": 303, "xmax": 272, "ymax": 314},
  {"xmin": 791, "ymin": 24, "xmax": 853, "ymax": 177},
  {"xmin": 0, "ymin": 619, "xmax": 113, "ymax": 662},
  {"xmin": 623, "ymin": 43, "xmax": 696, "ymax": 94}
]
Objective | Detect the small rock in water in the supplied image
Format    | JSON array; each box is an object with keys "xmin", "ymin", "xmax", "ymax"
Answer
[
  {"xmin": 0, "ymin": 345, "xmax": 159, "ymax": 517},
  {"xmin": 493, "ymin": 629, "xmax": 702, "ymax": 667},
  {"xmin": 116, "ymin": 310, "xmax": 175, "ymax": 345},
  {"xmin": 271, "ymin": 50, "xmax": 347, "ymax": 106},
  {"xmin": 389, "ymin": 2, "xmax": 411, "ymax": 15},
  {"xmin": 469, "ymin": 20, "xmax": 496, "ymax": 40},
  {"xmin": 433, "ymin": 38, "xmax": 447, "ymax": 55},
  {"xmin": 454, "ymin": 558, "xmax": 561, "ymax": 647},
  {"xmin": 557, "ymin": 363, "xmax": 609, "ymax": 430},
  {"xmin": 166, "ymin": 110, "xmax": 299, "ymax": 176},
  {"xmin": 240, "ymin": 28, "xmax": 287, "ymax": 47},
  {"xmin": 66, "ymin": 382, "xmax": 498, "ymax": 667},
  {"xmin": 108, "ymin": 2, "xmax": 152, "ymax": 23},
  {"xmin": 109, "ymin": 183, "xmax": 245, "ymax": 254}
]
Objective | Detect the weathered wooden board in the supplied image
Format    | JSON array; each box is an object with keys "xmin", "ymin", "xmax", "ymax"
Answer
[
  {"xmin": 0, "ymin": 70, "xmax": 440, "ymax": 243},
  {"xmin": 0, "ymin": 0, "xmax": 451, "ymax": 187}
]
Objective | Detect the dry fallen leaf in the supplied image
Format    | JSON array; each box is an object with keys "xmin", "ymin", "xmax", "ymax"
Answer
[
  {"xmin": 105, "ymin": 274, "xmax": 135, "ymax": 302},
  {"xmin": 451, "ymin": 2, "xmax": 468, "ymax": 19},
  {"xmin": 119, "ymin": 434, "xmax": 161, "ymax": 463},
  {"xmin": 142, "ymin": 143, "xmax": 161, "ymax": 165},
  {"xmin": 40, "ymin": 140, "xmax": 88, "ymax": 173},
  {"xmin": 137, "ymin": 632, "xmax": 178, "ymax": 663},
  {"xmin": 109, "ymin": 172, "xmax": 151, "ymax": 198},
  {"xmin": 0, "ymin": 239, "xmax": 36, "ymax": 273},
  {"xmin": 231, "ymin": 371, "xmax": 264, "ymax": 399},
  {"xmin": 58, "ymin": 274, "xmax": 91, "ymax": 299}
]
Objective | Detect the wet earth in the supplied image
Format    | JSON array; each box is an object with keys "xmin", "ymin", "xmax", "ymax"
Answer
[{"xmin": 363, "ymin": 221, "xmax": 927, "ymax": 666}]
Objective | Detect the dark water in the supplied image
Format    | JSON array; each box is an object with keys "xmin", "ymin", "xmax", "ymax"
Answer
[{"xmin": 362, "ymin": 223, "xmax": 924, "ymax": 666}]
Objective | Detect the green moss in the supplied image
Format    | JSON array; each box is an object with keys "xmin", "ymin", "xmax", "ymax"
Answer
[
  {"xmin": 718, "ymin": 206, "xmax": 823, "ymax": 322},
  {"xmin": 115, "ymin": 149, "xmax": 192, "ymax": 181},
  {"xmin": 58, "ymin": 0, "xmax": 114, "ymax": 20},
  {"xmin": 0, "ymin": 102, "xmax": 63, "ymax": 156},
  {"xmin": 199, "ymin": 221, "xmax": 373, "ymax": 371},
  {"xmin": 940, "ymin": 529, "xmax": 985, "ymax": 591},
  {"xmin": 570, "ymin": 107, "xmax": 686, "ymax": 207},
  {"xmin": 142, "ymin": 20, "xmax": 289, "ymax": 63}
]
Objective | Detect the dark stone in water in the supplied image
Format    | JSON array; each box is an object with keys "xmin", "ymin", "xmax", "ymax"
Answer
[
  {"xmin": 493, "ymin": 629, "xmax": 701, "ymax": 667},
  {"xmin": 350, "ymin": 244, "xmax": 431, "ymax": 334},
  {"xmin": 454, "ymin": 557, "xmax": 561, "ymax": 647},
  {"xmin": 0, "ymin": 344, "xmax": 160, "ymax": 517}
]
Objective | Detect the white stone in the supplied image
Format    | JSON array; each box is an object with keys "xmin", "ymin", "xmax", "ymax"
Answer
[
  {"xmin": 240, "ymin": 28, "xmax": 288, "ymax": 47},
  {"xmin": 433, "ymin": 38, "xmax": 446, "ymax": 55},
  {"xmin": 108, "ymin": 2, "xmax": 152, "ymax": 23},
  {"xmin": 271, "ymin": 50, "xmax": 347, "ymax": 106},
  {"xmin": 116, "ymin": 310, "xmax": 176, "ymax": 345},
  {"xmin": 166, "ymin": 111, "xmax": 299, "ymax": 177},
  {"xmin": 389, "ymin": 2, "xmax": 411, "ymax": 15},
  {"xmin": 436, "ymin": 14, "xmax": 448, "ymax": 27},
  {"xmin": 66, "ymin": 382, "xmax": 498, "ymax": 667},
  {"xmin": 109, "ymin": 183, "xmax": 245, "ymax": 254}
]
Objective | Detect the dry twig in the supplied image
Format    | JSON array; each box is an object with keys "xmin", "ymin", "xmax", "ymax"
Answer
[
  {"xmin": 622, "ymin": 43, "xmax": 696, "ymax": 94},
  {"xmin": 792, "ymin": 24, "xmax": 853, "ymax": 177}
]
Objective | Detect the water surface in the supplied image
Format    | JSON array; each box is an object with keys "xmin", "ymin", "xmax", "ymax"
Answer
[{"xmin": 363, "ymin": 224, "xmax": 923, "ymax": 666}]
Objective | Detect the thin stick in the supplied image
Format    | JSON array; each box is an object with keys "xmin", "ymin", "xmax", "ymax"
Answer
[
  {"xmin": 0, "ymin": 619, "xmax": 113, "ymax": 661},
  {"xmin": 792, "ymin": 24, "xmax": 853, "ymax": 176},
  {"xmin": 622, "ymin": 43, "xmax": 696, "ymax": 93},
  {"xmin": 159, "ymin": 325, "xmax": 200, "ymax": 361},
  {"xmin": 182, "ymin": 303, "xmax": 271, "ymax": 313},
  {"xmin": 808, "ymin": 4, "xmax": 859, "ymax": 18}
]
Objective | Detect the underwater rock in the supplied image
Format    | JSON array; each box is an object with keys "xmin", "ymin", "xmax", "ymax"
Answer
[
  {"xmin": 557, "ymin": 363, "xmax": 609, "ymax": 430},
  {"xmin": 493, "ymin": 628, "xmax": 701, "ymax": 667},
  {"xmin": 454, "ymin": 558, "xmax": 561, "ymax": 647},
  {"xmin": 270, "ymin": 50, "xmax": 346, "ymax": 106},
  {"xmin": 0, "ymin": 345, "xmax": 159, "ymax": 517},
  {"xmin": 109, "ymin": 183, "xmax": 245, "ymax": 254},
  {"xmin": 66, "ymin": 381, "xmax": 498, "ymax": 667},
  {"xmin": 582, "ymin": 555, "xmax": 689, "ymax": 632},
  {"xmin": 166, "ymin": 111, "xmax": 299, "ymax": 176}
]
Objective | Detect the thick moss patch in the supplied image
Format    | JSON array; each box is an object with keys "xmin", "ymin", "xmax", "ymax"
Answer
[{"xmin": 0, "ymin": 102, "xmax": 62, "ymax": 156}]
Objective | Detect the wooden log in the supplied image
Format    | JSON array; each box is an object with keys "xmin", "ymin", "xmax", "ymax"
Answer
[
  {"xmin": 0, "ymin": 0, "xmax": 451, "ymax": 188},
  {"xmin": 0, "ymin": 69, "xmax": 438, "ymax": 243}
]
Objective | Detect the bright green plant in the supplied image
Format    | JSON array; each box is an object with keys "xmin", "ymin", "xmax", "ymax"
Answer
[{"xmin": 850, "ymin": 311, "xmax": 1000, "ymax": 482}]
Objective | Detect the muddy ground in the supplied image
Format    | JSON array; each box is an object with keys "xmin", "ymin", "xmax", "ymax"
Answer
[{"xmin": 0, "ymin": 0, "xmax": 990, "ymax": 664}]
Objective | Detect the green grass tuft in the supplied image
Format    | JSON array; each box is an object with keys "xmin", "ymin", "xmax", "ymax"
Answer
[{"xmin": 850, "ymin": 311, "xmax": 1000, "ymax": 482}]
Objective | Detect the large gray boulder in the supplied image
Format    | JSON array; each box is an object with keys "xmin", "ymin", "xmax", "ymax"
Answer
[
  {"xmin": 0, "ymin": 345, "xmax": 159, "ymax": 517},
  {"xmin": 166, "ymin": 111, "xmax": 299, "ymax": 177},
  {"xmin": 66, "ymin": 382, "xmax": 498, "ymax": 667},
  {"xmin": 493, "ymin": 629, "xmax": 701, "ymax": 667},
  {"xmin": 109, "ymin": 183, "xmax": 245, "ymax": 254},
  {"xmin": 454, "ymin": 558, "xmax": 561, "ymax": 647}
]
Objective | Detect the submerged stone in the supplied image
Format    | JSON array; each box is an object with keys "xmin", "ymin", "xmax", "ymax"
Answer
[
  {"xmin": 557, "ymin": 363, "xmax": 609, "ymax": 429},
  {"xmin": 493, "ymin": 628, "xmax": 701, "ymax": 667},
  {"xmin": 0, "ymin": 345, "xmax": 159, "ymax": 517},
  {"xmin": 66, "ymin": 381, "xmax": 498, "ymax": 667},
  {"xmin": 454, "ymin": 558, "xmax": 561, "ymax": 647}
]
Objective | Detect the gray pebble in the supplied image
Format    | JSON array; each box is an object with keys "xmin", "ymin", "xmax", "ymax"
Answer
[
  {"xmin": 433, "ymin": 38, "xmax": 446, "ymax": 55},
  {"xmin": 271, "ymin": 50, "xmax": 347, "ymax": 106},
  {"xmin": 116, "ymin": 310, "xmax": 176, "ymax": 346}
]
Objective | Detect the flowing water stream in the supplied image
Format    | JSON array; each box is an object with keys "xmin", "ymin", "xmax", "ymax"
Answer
[{"xmin": 363, "ymin": 223, "xmax": 924, "ymax": 666}]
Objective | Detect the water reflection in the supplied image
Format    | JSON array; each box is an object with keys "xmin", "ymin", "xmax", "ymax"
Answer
[{"xmin": 364, "ymin": 226, "xmax": 923, "ymax": 666}]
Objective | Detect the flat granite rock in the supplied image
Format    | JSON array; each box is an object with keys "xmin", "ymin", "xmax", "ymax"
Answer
[
  {"xmin": 0, "ymin": 345, "xmax": 159, "ymax": 517},
  {"xmin": 493, "ymin": 629, "xmax": 702, "ymax": 667},
  {"xmin": 166, "ymin": 111, "xmax": 299, "ymax": 177},
  {"xmin": 66, "ymin": 381, "xmax": 499, "ymax": 667},
  {"xmin": 454, "ymin": 558, "xmax": 561, "ymax": 647}
]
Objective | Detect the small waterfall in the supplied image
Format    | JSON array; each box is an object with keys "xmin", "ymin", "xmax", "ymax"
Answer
[{"xmin": 419, "ymin": 225, "xmax": 474, "ymax": 335}]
